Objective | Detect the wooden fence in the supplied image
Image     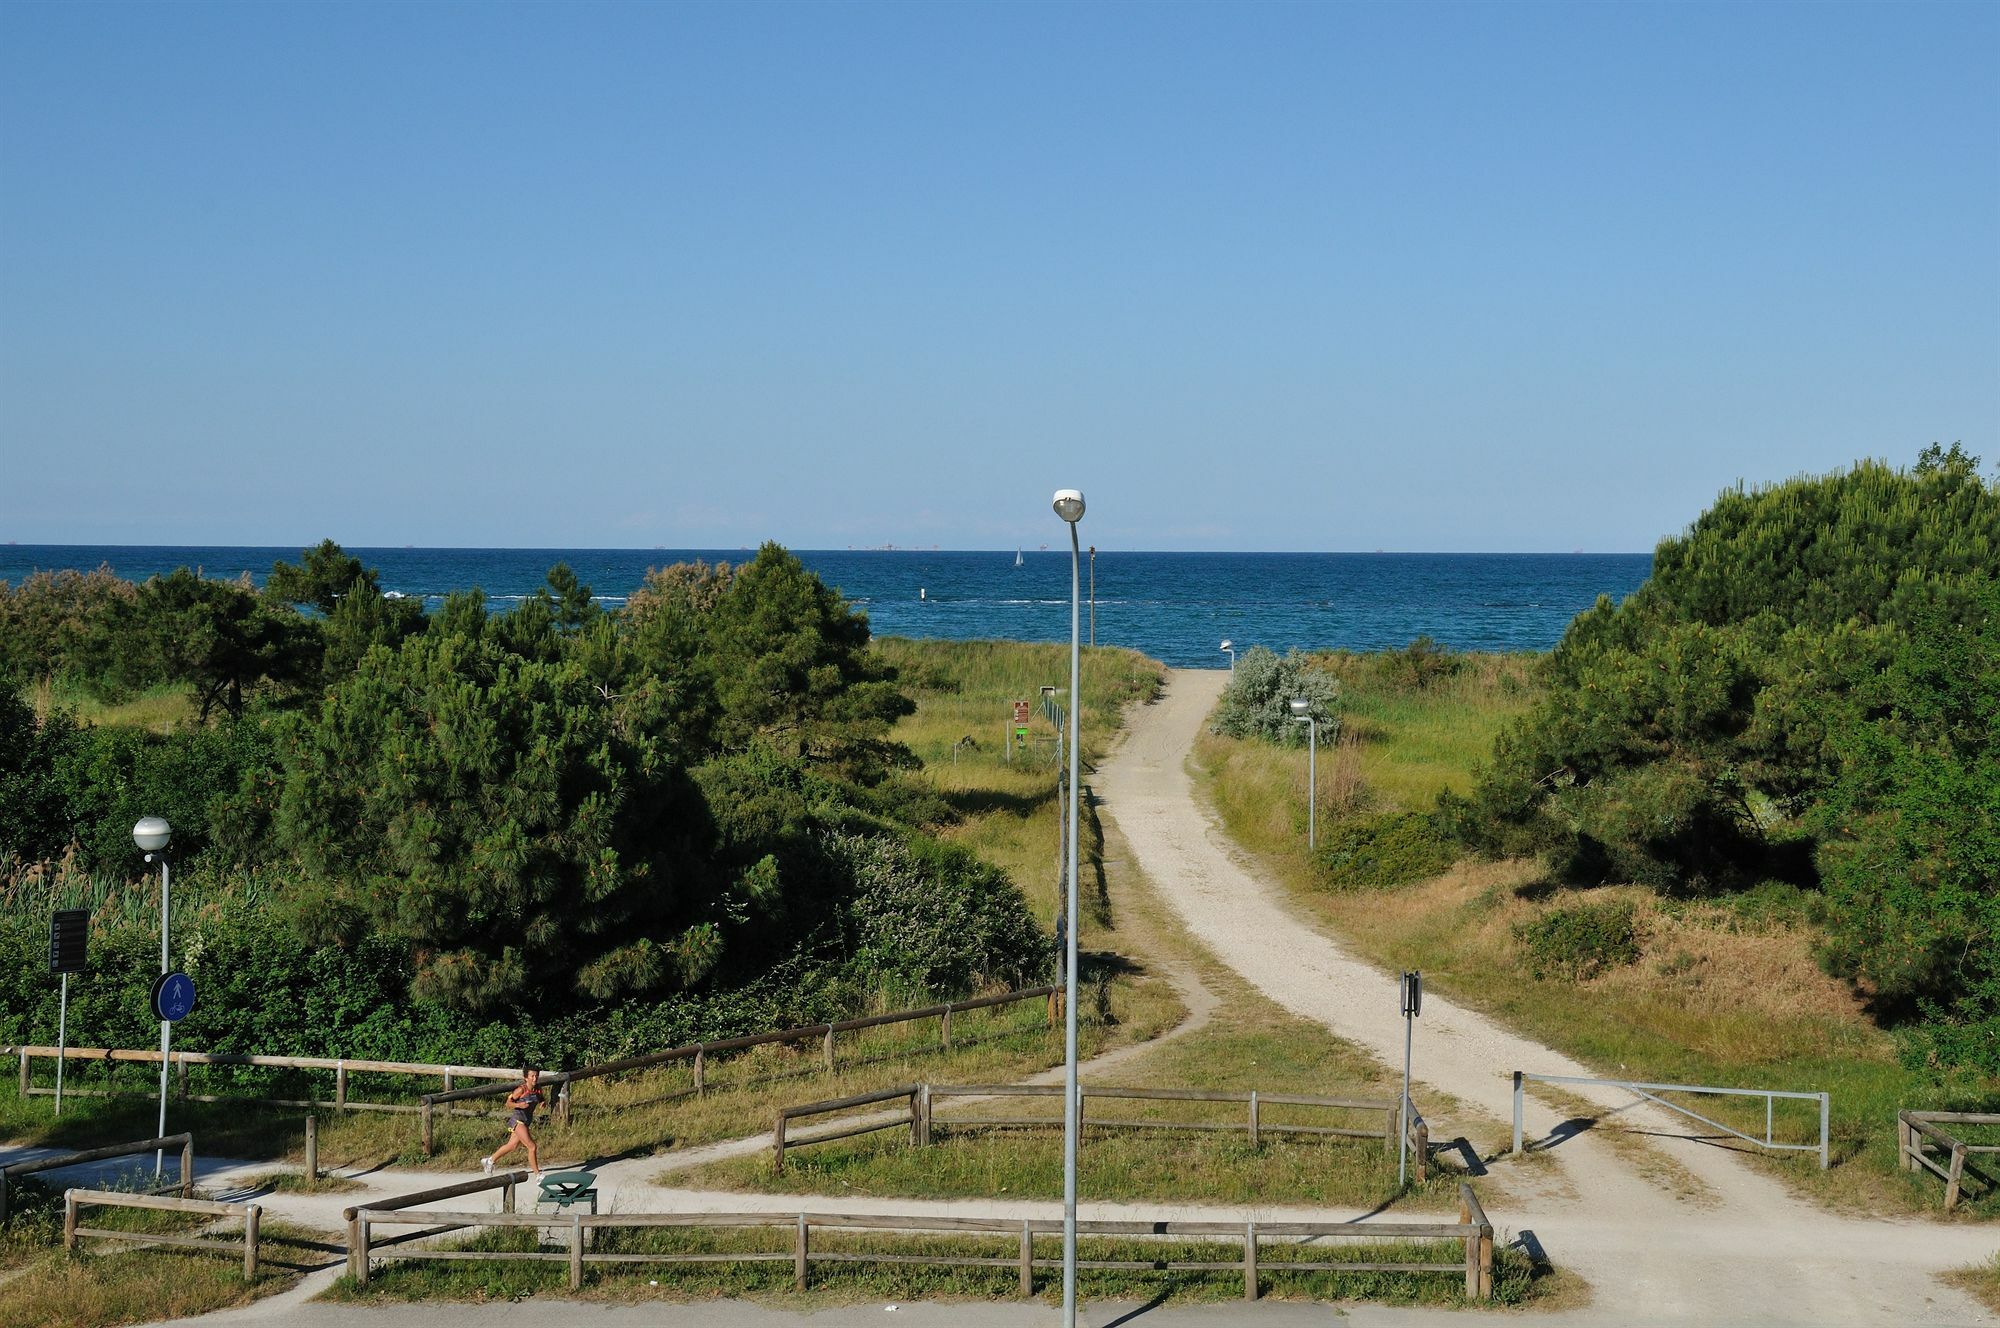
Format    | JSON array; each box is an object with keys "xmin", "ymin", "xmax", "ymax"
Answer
[
  {"xmin": 773, "ymin": 1082, "xmax": 1428, "ymax": 1180},
  {"xmin": 1, "ymin": 1132, "xmax": 193, "ymax": 1224},
  {"xmin": 341, "ymin": 1170, "xmax": 530, "ymax": 1282},
  {"xmin": 15, "ymin": 1046, "xmax": 517, "ymax": 1115},
  {"xmin": 346, "ymin": 1184, "xmax": 1496, "ymax": 1299},
  {"xmin": 65, "ymin": 1187, "xmax": 264, "ymax": 1281},
  {"xmin": 418, "ymin": 985, "xmax": 1059, "ymax": 1154},
  {"xmin": 1899, "ymin": 1110, "xmax": 2000, "ymax": 1210}
]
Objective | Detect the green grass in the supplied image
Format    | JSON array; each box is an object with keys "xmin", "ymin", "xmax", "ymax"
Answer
[
  {"xmin": 0, "ymin": 1181, "xmax": 323, "ymax": 1328},
  {"xmin": 324, "ymin": 1221, "xmax": 1544, "ymax": 1308},
  {"xmin": 1191, "ymin": 655, "xmax": 2000, "ymax": 1219},
  {"xmin": 24, "ymin": 678, "xmax": 194, "ymax": 732}
]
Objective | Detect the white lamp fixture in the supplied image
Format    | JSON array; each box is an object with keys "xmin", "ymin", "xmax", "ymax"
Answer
[
  {"xmin": 1289, "ymin": 700, "xmax": 1317, "ymax": 850},
  {"xmin": 1220, "ymin": 639, "xmax": 1235, "ymax": 671}
]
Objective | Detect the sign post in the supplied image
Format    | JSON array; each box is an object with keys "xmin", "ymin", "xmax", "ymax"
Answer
[
  {"xmin": 1398, "ymin": 971, "xmax": 1421, "ymax": 1186},
  {"xmin": 48, "ymin": 910, "xmax": 88, "ymax": 1116},
  {"xmin": 1010, "ymin": 701, "xmax": 1030, "ymax": 763}
]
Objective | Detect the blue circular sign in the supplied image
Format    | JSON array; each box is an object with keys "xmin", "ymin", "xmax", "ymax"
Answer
[{"xmin": 151, "ymin": 971, "xmax": 196, "ymax": 1023}]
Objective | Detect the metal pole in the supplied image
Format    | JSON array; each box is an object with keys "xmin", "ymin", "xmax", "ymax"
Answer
[
  {"xmin": 55, "ymin": 974, "xmax": 67, "ymax": 1117},
  {"xmin": 1062, "ymin": 518, "xmax": 1083, "ymax": 1328},
  {"xmin": 1088, "ymin": 546, "xmax": 1096, "ymax": 648},
  {"xmin": 1399, "ymin": 1007, "xmax": 1412, "ymax": 1187},
  {"xmin": 156, "ymin": 854, "xmax": 170, "ymax": 1180},
  {"xmin": 1512, "ymin": 1071, "xmax": 1524, "ymax": 1154},
  {"xmin": 1307, "ymin": 716, "xmax": 1317, "ymax": 851}
]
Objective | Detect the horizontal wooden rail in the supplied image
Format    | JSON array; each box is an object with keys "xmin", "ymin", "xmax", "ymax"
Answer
[
  {"xmin": 1, "ymin": 1133, "xmax": 193, "ymax": 1224},
  {"xmin": 342, "ymin": 1170, "xmax": 529, "ymax": 1282},
  {"xmin": 348, "ymin": 1190, "xmax": 1497, "ymax": 1298},
  {"xmin": 418, "ymin": 986, "xmax": 1059, "ymax": 1154},
  {"xmin": 17, "ymin": 1046, "xmax": 517, "ymax": 1122},
  {"xmin": 65, "ymin": 1186, "xmax": 262, "ymax": 1280},
  {"xmin": 774, "ymin": 1081, "xmax": 1420, "ymax": 1172}
]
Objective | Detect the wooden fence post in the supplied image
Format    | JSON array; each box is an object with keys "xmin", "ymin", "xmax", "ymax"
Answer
[
  {"xmin": 1478, "ymin": 1223, "xmax": 1494, "ymax": 1300},
  {"xmin": 346, "ymin": 1214, "xmax": 362, "ymax": 1282},
  {"xmin": 1460, "ymin": 1191, "xmax": 1476, "ymax": 1298},
  {"xmin": 1243, "ymin": 1221, "xmax": 1258, "ymax": 1301},
  {"xmin": 0, "ymin": 1173, "xmax": 10, "ymax": 1226},
  {"xmin": 568, "ymin": 1213, "xmax": 583, "ymax": 1290},
  {"xmin": 823, "ymin": 1025, "xmax": 836, "ymax": 1073},
  {"xmin": 19, "ymin": 1049, "xmax": 29, "ymax": 1101},
  {"xmin": 941, "ymin": 1004, "xmax": 953, "ymax": 1052},
  {"xmin": 1414, "ymin": 1115, "xmax": 1430, "ymax": 1183},
  {"xmin": 1248, "ymin": 1091, "xmax": 1260, "ymax": 1149},
  {"xmin": 794, "ymin": 1213, "xmax": 808, "ymax": 1290},
  {"xmin": 335, "ymin": 1062, "xmax": 347, "ymax": 1110},
  {"xmin": 1947, "ymin": 1142, "xmax": 1968, "ymax": 1211},
  {"xmin": 178, "ymin": 1057, "xmax": 189, "ymax": 1100},
  {"xmin": 63, "ymin": 1190, "xmax": 77, "ymax": 1250},
  {"xmin": 244, "ymin": 1204, "xmax": 261, "ymax": 1281},
  {"xmin": 1897, "ymin": 1114, "xmax": 1914, "ymax": 1172},
  {"xmin": 693, "ymin": 1048, "xmax": 706, "ymax": 1096},
  {"xmin": 1019, "ymin": 1221, "xmax": 1033, "ymax": 1296},
  {"xmin": 305, "ymin": 1116, "xmax": 318, "ymax": 1182},
  {"xmin": 773, "ymin": 1113, "xmax": 787, "ymax": 1175},
  {"xmin": 1385, "ymin": 1107, "xmax": 1397, "ymax": 1156},
  {"xmin": 503, "ymin": 1177, "xmax": 517, "ymax": 1213},
  {"xmin": 181, "ymin": 1136, "xmax": 195, "ymax": 1198},
  {"xmin": 421, "ymin": 1099, "xmax": 434, "ymax": 1156}
]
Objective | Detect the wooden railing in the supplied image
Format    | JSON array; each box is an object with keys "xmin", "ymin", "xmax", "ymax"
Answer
[
  {"xmin": 65, "ymin": 1187, "xmax": 264, "ymax": 1281},
  {"xmin": 418, "ymin": 985, "xmax": 1059, "ymax": 1153},
  {"xmin": 346, "ymin": 1183, "xmax": 1497, "ymax": 1299},
  {"xmin": 0, "ymin": 1132, "xmax": 193, "ymax": 1224},
  {"xmin": 775, "ymin": 1081, "xmax": 1426, "ymax": 1178},
  {"xmin": 1899, "ymin": 1110, "xmax": 2000, "ymax": 1209},
  {"xmin": 341, "ymin": 1170, "xmax": 530, "ymax": 1282},
  {"xmin": 15, "ymin": 1046, "xmax": 517, "ymax": 1115}
]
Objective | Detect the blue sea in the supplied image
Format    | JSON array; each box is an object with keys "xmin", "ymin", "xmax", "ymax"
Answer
[{"xmin": 0, "ymin": 547, "xmax": 1650, "ymax": 668}]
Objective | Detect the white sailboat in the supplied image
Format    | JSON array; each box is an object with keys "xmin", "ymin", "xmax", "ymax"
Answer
[{"xmin": 1014, "ymin": 548, "xmax": 1024, "ymax": 567}]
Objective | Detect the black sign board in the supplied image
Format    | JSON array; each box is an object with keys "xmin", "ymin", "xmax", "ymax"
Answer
[
  {"xmin": 1400, "ymin": 970, "xmax": 1422, "ymax": 1018},
  {"xmin": 49, "ymin": 910, "xmax": 88, "ymax": 975}
]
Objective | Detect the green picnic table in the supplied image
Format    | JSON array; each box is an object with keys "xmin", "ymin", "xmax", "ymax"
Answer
[{"xmin": 534, "ymin": 1170, "xmax": 599, "ymax": 1215}]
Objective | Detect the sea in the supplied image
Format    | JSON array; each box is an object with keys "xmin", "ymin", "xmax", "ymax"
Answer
[{"xmin": 0, "ymin": 546, "xmax": 1650, "ymax": 668}]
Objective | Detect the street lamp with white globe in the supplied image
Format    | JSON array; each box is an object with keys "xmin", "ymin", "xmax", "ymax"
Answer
[
  {"xmin": 132, "ymin": 817, "xmax": 173, "ymax": 1176},
  {"xmin": 1289, "ymin": 699, "xmax": 1317, "ymax": 850},
  {"xmin": 1219, "ymin": 639, "xmax": 1235, "ymax": 671},
  {"xmin": 1051, "ymin": 487, "xmax": 1084, "ymax": 1328}
]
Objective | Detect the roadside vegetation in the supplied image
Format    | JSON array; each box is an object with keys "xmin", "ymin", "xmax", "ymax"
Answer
[{"xmin": 1195, "ymin": 446, "xmax": 2000, "ymax": 1217}]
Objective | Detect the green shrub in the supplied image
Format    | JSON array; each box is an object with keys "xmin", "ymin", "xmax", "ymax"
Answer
[
  {"xmin": 1314, "ymin": 812, "xmax": 1459, "ymax": 890},
  {"xmin": 1209, "ymin": 646, "xmax": 1340, "ymax": 746},
  {"xmin": 1512, "ymin": 898, "xmax": 1643, "ymax": 981}
]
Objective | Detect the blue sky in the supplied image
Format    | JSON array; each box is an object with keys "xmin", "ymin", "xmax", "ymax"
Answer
[{"xmin": 2, "ymin": 1, "xmax": 1993, "ymax": 552}]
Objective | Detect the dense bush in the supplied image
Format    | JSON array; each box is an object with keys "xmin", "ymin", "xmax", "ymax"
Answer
[
  {"xmin": 1209, "ymin": 646, "xmax": 1340, "ymax": 746},
  {"xmin": 1512, "ymin": 898, "xmax": 1643, "ymax": 981},
  {"xmin": 1314, "ymin": 811, "xmax": 1459, "ymax": 890},
  {"xmin": 0, "ymin": 539, "xmax": 1047, "ymax": 1060},
  {"xmin": 1467, "ymin": 446, "xmax": 1999, "ymax": 1062}
]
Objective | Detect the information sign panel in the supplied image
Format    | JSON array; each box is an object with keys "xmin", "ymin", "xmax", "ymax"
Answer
[{"xmin": 49, "ymin": 910, "xmax": 88, "ymax": 975}]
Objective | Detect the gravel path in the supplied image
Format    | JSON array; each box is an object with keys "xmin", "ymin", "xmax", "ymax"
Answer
[{"xmin": 1093, "ymin": 667, "xmax": 1997, "ymax": 1326}]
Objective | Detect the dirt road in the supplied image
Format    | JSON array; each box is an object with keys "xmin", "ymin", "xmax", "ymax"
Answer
[{"xmin": 1092, "ymin": 667, "xmax": 1997, "ymax": 1326}]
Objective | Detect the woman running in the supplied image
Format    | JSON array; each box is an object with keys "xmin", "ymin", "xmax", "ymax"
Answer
[{"xmin": 481, "ymin": 1066, "xmax": 544, "ymax": 1175}]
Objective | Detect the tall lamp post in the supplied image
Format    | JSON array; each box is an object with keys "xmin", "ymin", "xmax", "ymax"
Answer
[
  {"xmin": 1220, "ymin": 639, "xmax": 1235, "ymax": 671},
  {"xmin": 1289, "ymin": 698, "xmax": 1316, "ymax": 850},
  {"xmin": 133, "ymin": 817, "xmax": 172, "ymax": 1176},
  {"xmin": 1052, "ymin": 488, "xmax": 1085, "ymax": 1328}
]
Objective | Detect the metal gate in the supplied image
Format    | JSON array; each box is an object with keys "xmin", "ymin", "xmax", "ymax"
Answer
[{"xmin": 1511, "ymin": 1071, "xmax": 1829, "ymax": 1169}]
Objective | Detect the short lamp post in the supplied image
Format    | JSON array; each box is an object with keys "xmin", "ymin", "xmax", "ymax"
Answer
[
  {"xmin": 132, "ymin": 817, "xmax": 172, "ymax": 1177},
  {"xmin": 1052, "ymin": 487, "xmax": 1086, "ymax": 1328},
  {"xmin": 1289, "ymin": 698, "xmax": 1316, "ymax": 850},
  {"xmin": 1220, "ymin": 639, "xmax": 1235, "ymax": 671}
]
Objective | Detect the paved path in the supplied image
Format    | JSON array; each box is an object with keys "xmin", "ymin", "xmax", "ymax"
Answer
[{"xmin": 1093, "ymin": 667, "xmax": 1998, "ymax": 1327}]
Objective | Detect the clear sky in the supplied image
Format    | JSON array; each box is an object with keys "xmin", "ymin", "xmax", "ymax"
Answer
[{"xmin": 2, "ymin": 1, "xmax": 1994, "ymax": 553}]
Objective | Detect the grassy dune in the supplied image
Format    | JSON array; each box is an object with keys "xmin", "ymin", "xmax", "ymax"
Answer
[{"xmin": 1194, "ymin": 651, "xmax": 2000, "ymax": 1217}]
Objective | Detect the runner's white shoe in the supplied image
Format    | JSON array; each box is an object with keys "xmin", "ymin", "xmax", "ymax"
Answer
[{"xmin": 480, "ymin": 1155, "xmax": 494, "ymax": 1175}]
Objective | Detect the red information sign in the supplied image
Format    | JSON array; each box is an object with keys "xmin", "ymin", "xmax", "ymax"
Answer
[{"xmin": 1013, "ymin": 700, "xmax": 1031, "ymax": 725}]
